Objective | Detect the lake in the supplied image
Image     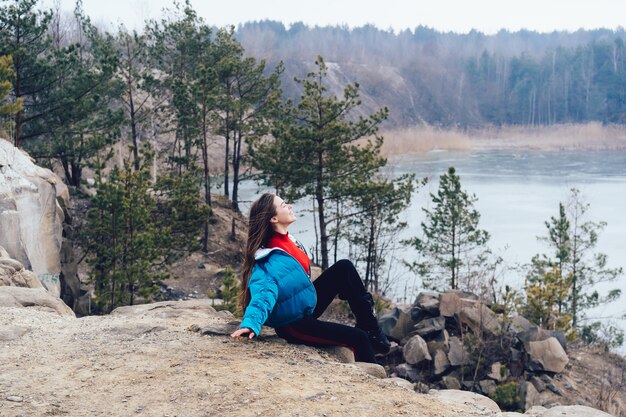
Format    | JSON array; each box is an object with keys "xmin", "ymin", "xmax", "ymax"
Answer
[{"xmin": 236, "ymin": 148, "xmax": 626, "ymax": 336}]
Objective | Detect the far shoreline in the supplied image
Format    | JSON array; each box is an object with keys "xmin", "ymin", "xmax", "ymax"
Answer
[{"xmin": 379, "ymin": 122, "xmax": 626, "ymax": 156}]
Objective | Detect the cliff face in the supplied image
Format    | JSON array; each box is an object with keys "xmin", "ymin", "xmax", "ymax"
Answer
[
  {"xmin": 0, "ymin": 301, "xmax": 619, "ymax": 417},
  {"xmin": 0, "ymin": 139, "xmax": 80, "ymax": 310},
  {"xmin": 0, "ymin": 139, "xmax": 68, "ymax": 296}
]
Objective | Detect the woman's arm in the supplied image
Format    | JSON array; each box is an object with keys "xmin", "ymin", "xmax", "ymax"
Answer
[{"xmin": 237, "ymin": 267, "xmax": 278, "ymax": 337}]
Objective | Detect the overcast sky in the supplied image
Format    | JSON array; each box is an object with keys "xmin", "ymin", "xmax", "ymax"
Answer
[{"xmin": 41, "ymin": 0, "xmax": 625, "ymax": 34}]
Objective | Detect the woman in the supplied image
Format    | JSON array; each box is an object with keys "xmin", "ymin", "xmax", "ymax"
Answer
[{"xmin": 230, "ymin": 193, "xmax": 390, "ymax": 363}]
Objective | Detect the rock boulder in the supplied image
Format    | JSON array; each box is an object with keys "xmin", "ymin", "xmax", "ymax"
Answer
[
  {"xmin": 527, "ymin": 337, "xmax": 569, "ymax": 373},
  {"xmin": 403, "ymin": 334, "xmax": 432, "ymax": 365},
  {"xmin": 0, "ymin": 286, "xmax": 75, "ymax": 316},
  {"xmin": 0, "ymin": 139, "xmax": 69, "ymax": 297},
  {"xmin": 0, "ymin": 253, "xmax": 43, "ymax": 288}
]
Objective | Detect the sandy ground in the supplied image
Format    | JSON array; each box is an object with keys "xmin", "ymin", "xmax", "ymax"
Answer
[
  {"xmin": 2, "ymin": 302, "xmax": 625, "ymax": 417},
  {"xmin": 0, "ymin": 303, "xmax": 459, "ymax": 417}
]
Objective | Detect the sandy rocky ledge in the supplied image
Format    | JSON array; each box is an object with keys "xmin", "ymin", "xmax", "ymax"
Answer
[{"xmin": 0, "ymin": 301, "xmax": 613, "ymax": 417}]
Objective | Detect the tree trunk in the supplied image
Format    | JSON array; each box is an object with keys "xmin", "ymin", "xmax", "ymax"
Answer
[
  {"xmin": 316, "ymin": 147, "xmax": 328, "ymax": 270},
  {"xmin": 364, "ymin": 214, "xmax": 375, "ymax": 291},
  {"xmin": 201, "ymin": 102, "xmax": 211, "ymax": 253},
  {"xmin": 223, "ymin": 117, "xmax": 230, "ymax": 198},
  {"xmin": 231, "ymin": 131, "xmax": 241, "ymax": 213},
  {"xmin": 13, "ymin": 54, "xmax": 22, "ymax": 148},
  {"xmin": 129, "ymin": 87, "xmax": 139, "ymax": 171},
  {"xmin": 317, "ymin": 192, "xmax": 328, "ymax": 270}
]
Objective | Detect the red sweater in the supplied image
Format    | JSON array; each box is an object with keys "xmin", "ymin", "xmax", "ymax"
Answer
[{"xmin": 268, "ymin": 232, "xmax": 310, "ymax": 276}]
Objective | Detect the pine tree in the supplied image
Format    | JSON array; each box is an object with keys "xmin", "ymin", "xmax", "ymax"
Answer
[
  {"xmin": 116, "ymin": 27, "xmax": 164, "ymax": 171},
  {"xmin": 342, "ymin": 173, "xmax": 417, "ymax": 293},
  {"xmin": 528, "ymin": 188, "xmax": 623, "ymax": 339},
  {"xmin": 85, "ymin": 147, "xmax": 163, "ymax": 312},
  {"xmin": 406, "ymin": 166, "xmax": 490, "ymax": 291},
  {"xmin": 523, "ymin": 266, "xmax": 573, "ymax": 334},
  {"xmin": 212, "ymin": 27, "xmax": 282, "ymax": 219},
  {"xmin": 251, "ymin": 55, "xmax": 388, "ymax": 269},
  {"xmin": 84, "ymin": 144, "xmax": 208, "ymax": 313},
  {"xmin": 0, "ymin": 0, "xmax": 53, "ymax": 147},
  {"xmin": 41, "ymin": 5, "xmax": 123, "ymax": 186},
  {"xmin": 148, "ymin": 1, "xmax": 208, "ymax": 174},
  {"xmin": 0, "ymin": 55, "xmax": 23, "ymax": 130}
]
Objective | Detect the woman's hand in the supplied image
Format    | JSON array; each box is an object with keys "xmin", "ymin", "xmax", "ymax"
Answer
[{"xmin": 230, "ymin": 327, "xmax": 256, "ymax": 339}]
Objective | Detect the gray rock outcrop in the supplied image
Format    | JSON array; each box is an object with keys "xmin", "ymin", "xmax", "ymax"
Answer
[
  {"xmin": 0, "ymin": 252, "xmax": 43, "ymax": 288},
  {"xmin": 379, "ymin": 289, "xmax": 576, "ymax": 412},
  {"xmin": 0, "ymin": 285, "xmax": 74, "ymax": 316},
  {"xmin": 0, "ymin": 139, "xmax": 79, "ymax": 304}
]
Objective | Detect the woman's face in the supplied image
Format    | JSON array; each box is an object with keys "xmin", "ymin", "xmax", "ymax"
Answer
[{"xmin": 271, "ymin": 196, "xmax": 296, "ymax": 231}]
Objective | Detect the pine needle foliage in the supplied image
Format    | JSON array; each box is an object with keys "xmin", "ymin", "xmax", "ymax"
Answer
[{"xmin": 406, "ymin": 166, "xmax": 490, "ymax": 291}]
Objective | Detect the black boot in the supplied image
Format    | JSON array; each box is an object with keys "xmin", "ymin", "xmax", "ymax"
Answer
[{"xmin": 352, "ymin": 293, "xmax": 391, "ymax": 355}]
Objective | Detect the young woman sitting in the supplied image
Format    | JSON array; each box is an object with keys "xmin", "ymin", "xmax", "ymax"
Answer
[{"xmin": 230, "ymin": 193, "xmax": 390, "ymax": 363}]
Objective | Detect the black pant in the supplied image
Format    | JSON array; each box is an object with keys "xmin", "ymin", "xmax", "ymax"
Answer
[{"xmin": 275, "ymin": 259, "xmax": 377, "ymax": 363}]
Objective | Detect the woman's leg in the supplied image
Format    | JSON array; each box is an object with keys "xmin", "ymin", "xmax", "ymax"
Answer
[
  {"xmin": 275, "ymin": 316, "xmax": 377, "ymax": 363},
  {"xmin": 312, "ymin": 259, "xmax": 390, "ymax": 354},
  {"xmin": 312, "ymin": 259, "xmax": 367, "ymax": 317}
]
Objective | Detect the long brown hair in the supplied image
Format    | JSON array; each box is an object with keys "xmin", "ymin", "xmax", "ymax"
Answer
[{"xmin": 240, "ymin": 193, "xmax": 277, "ymax": 310}]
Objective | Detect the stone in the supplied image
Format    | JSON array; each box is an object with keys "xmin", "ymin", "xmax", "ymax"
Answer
[
  {"xmin": 379, "ymin": 305, "xmax": 417, "ymax": 342},
  {"xmin": 428, "ymin": 389, "xmax": 501, "ymax": 414},
  {"xmin": 524, "ymin": 405, "xmax": 548, "ymax": 416},
  {"xmin": 541, "ymin": 405, "xmax": 614, "ymax": 416},
  {"xmin": 509, "ymin": 315, "xmax": 534, "ymax": 333},
  {"xmin": 448, "ymin": 336, "xmax": 470, "ymax": 366},
  {"xmin": 414, "ymin": 291, "xmax": 440, "ymax": 314},
  {"xmin": 432, "ymin": 349, "xmax": 450, "ymax": 376},
  {"xmin": 441, "ymin": 375, "xmax": 461, "ymax": 390},
  {"xmin": 517, "ymin": 327, "xmax": 567, "ymax": 352},
  {"xmin": 439, "ymin": 291, "xmax": 479, "ymax": 317},
  {"xmin": 6, "ymin": 396, "xmax": 23, "ymax": 402},
  {"xmin": 0, "ymin": 326, "xmax": 30, "ymax": 341},
  {"xmin": 414, "ymin": 382, "xmax": 430, "ymax": 394},
  {"xmin": 111, "ymin": 300, "xmax": 217, "ymax": 318},
  {"xmin": 0, "ymin": 257, "xmax": 43, "ymax": 289},
  {"xmin": 379, "ymin": 377, "xmax": 414, "ymax": 390},
  {"xmin": 457, "ymin": 304, "xmax": 501, "ymax": 336},
  {"xmin": 520, "ymin": 381, "xmax": 542, "ymax": 410},
  {"xmin": 403, "ymin": 334, "xmax": 432, "ymax": 365},
  {"xmin": 410, "ymin": 305, "xmax": 430, "ymax": 321},
  {"xmin": 0, "ymin": 139, "xmax": 69, "ymax": 297},
  {"xmin": 545, "ymin": 383, "xmax": 562, "ymax": 396},
  {"xmin": 529, "ymin": 375, "xmax": 546, "ymax": 392},
  {"xmin": 353, "ymin": 362, "xmax": 387, "ymax": 379},
  {"xmin": 488, "ymin": 362, "xmax": 508, "ymax": 382},
  {"xmin": 501, "ymin": 413, "xmax": 525, "ymax": 417},
  {"xmin": 478, "ymin": 379, "xmax": 497, "ymax": 395},
  {"xmin": 510, "ymin": 347, "xmax": 524, "ymax": 376},
  {"xmin": 426, "ymin": 329, "xmax": 449, "ymax": 356},
  {"xmin": 394, "ymin": 363, "xmax": 421, "ymax": 382},
  {"xmin": 322, "ymin": 346, "xmax": 355, "ymax": 363},
  {"xmin": 526, "ymin": 337, "xmax": 569, "ymax": 373},
  {"xmin": 0, "ymin": 286, "xmax": 74, "ymax": 316},
  {"xmin": 461, "ymin": 380, "xmax": 475, "ymax": 390},
  {"xmin": 413, "ymin": 316, "xmax": 446, "ymax": 337}
]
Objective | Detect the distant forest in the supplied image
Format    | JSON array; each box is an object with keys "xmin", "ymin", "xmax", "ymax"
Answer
[{"xmin": 235, "ymin": 22, "xmax": 626, "ymax": 128}]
